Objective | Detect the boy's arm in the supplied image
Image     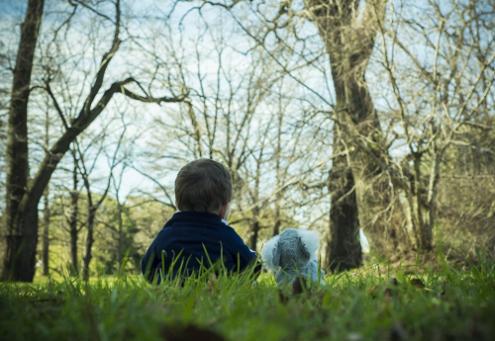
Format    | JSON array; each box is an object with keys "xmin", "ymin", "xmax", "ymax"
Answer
[
  {"xmin": 225, "ymin": 228, "xmax": 258, "ymax": 272},
  {"xmin": 141, "ymin": 241, "xmax": 161, "ymax": 283}
]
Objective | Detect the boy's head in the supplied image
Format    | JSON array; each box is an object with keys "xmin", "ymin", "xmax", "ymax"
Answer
[{"xmin": 175, "ymin": 159, "xmax": 232, "ymax": 217}]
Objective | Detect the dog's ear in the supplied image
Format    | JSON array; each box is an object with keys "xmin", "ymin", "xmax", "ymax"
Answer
[
  {"xmin": 261, "ymin": 236, "xmax": 280, "ymax": 270},
  {"xmin": 296, "ymin": 236, "xmax": 311, "ymax": 263},
  {"xmin": 297, "ymin": 229, "xmax": 320, "ymax": 257}
]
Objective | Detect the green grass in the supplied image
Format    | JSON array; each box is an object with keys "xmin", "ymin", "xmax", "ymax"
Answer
[{"xmin": 1, "ymin": 262, "xmax": 494, "ymax": 341}]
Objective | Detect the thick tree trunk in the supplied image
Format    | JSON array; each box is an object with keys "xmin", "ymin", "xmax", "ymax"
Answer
[
  {"xmin": 2, "ymin": 38, "xmax": 122, "ymax": 281},
  {"xmin": 3, "ymin": 204, "xmax": 39, "ymax": 281},
  {"xmin": 326, "ymin": 126, "xmax": 362, "ymax": 271},
  {"xmin": 335, "ymin": 73, "xmax": 401, "ymax": 255},
  {"xmin": 2, "ymin": 0, "xmax": 182, "ymax": 282},
  {"xmin": 308, "ymin": 0, "xmax": 405, "ymax": 268},
  {"xmin": 2, "ymin": 0, "xmax": 45, "ymax": 282},
  {"xmin": 3, "ymin": 128, "xmax": 80, "ymax": 281}
]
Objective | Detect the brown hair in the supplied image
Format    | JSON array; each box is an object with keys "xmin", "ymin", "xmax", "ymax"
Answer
[{"xmin": 175, "ymin": 159, "xmax": 232, "ymax": 213}]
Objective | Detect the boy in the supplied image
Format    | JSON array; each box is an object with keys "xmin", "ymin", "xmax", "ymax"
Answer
[{"xmin": 141, "ymin": 159, "xmax": 258, "ymax": 283}]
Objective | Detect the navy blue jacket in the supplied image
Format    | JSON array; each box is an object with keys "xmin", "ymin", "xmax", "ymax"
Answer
[{"xmin": 141, "ymin": 211, "xmax": 257, "ymax": 282}]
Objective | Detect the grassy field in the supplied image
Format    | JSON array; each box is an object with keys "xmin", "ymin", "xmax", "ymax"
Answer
[{"xmin": 0, "ymin": 261, "xmax": 494, "ymax": 341}]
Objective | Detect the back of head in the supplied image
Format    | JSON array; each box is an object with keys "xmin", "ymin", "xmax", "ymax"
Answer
[{"xmin": 175, "ymin": 159, "xmax": 232, "ymax": 214}]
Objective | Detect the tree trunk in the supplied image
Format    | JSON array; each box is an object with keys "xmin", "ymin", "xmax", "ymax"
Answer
[
  {"xmin": 2, "ymin": 0, "xmax": 183, "ymax": 282},
  {"xmin": 308, "ymin": 0, "xmax": 403, "ymax": 268},
  {"xmin": 3, "ymin": 205, "xmax": 39, "ymax": 281},
  {"xmin": 249, "ymin": 217, "xmax": 260, "ymax": 251},
  {"xmin": 82, "ymin": 207, "xmax": 96, "ymax": 281},
  {"xmin": 326, "ymin": 126, "xmax": 362, "ymax": 271},
  {"xmin": 116, "ymin": 202, "xmax": 124, "ymax": 270},
  {"xmin": 2, "ymin": 0, "xmax": 45, "ymax": 282},
  {"xmin": 41, "ymin": 100, "xmax": 50, "ymax": 276},
  {"xmin": 420, "ymin": 150, "xmax": 440, "ymax": 251},
  {"xmin": 334, "ymin": 72, "xmax": 400, "ymax": 255},
  {"xmin": 2, "ymin": 25, "xmax": 119, "ymax": 281},
  {"xmin": 403, "ymin": 149, "xmax": 438, "ymax": 252},
  {"xmin": 41, "ymin": 188, "xmax": 50, "ymax": 276},
  {"xmin": 69, "ymin": 154, "xmax": 79, "ymax": 275}
]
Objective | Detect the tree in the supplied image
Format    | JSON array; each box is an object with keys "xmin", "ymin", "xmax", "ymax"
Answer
[
  {"xmin": 79, "ymin": 119, "xmax": 126, "ymax": 280},
  {"xmin": 306, "ymin": 0, "xmax": 398, "ymax": 270},
  {"xmin": 2, "ymin": 0, "xmax": 186, "ymax": 282},
  {"xmin": 68, "ymin": 149, "xmax": 80, "ymax": 274},
  {"xmin": 376, "ymin": 0, "xmax": 495, "ymax": 251},
  {"xmin": 184, "ymin": 0, "xmax": 398, "ymax": 268},
  {"xmin": 3, "ymin": 0, "xmax": 45, "ymax": 282},
  {"xmin": 41, "ymin": 100, "xmax": 50, "ymax": 276}
]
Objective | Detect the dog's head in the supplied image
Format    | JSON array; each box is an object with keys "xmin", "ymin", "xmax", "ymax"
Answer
[{"xmin": 261, "ymin": 228, "xmax": 321, "ymax": 285}]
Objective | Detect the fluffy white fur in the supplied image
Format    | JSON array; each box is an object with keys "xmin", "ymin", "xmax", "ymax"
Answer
[
  {"xmin": 297, "ymin": 228, "xmax": 320, "ymax": 259},
  {"xmin": 261, "ymin": 235, "xmax": 280, "ymax": 271},
  {"xmin": 261, "ymin": 228, "xmax": 324, "ymax": 286}
]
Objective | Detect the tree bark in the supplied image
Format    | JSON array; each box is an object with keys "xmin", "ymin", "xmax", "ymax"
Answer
[
  {"xmin": 69, "ymin": 153, "xmax": 79, "ymax": 275},
  {"xmin": 2, "ymin": 209, "xmax": 39, "ymax": 281},
  {"xmin": 326, "ymin": 125, "xmax": 362, "ymax": 271},
  {"xmin": 82, "ymin": 207, "xmax": 96, "ymax": 281},
  {"xmin": 41, "ymin": 105, "xmax": 50, "ymax": 276},
  {"xmin": 41, "ymin": 188, "xmax": 50, "ymax": 276},
  {"xmin": 116, "ymin": 201, "xmax": 124, "ymax": 270},
  {"xmin": 249, "ymin": 214, "xmax": 260, "ymax": 251},
  {"xmin": 308, "ymin": 0, "xmax": 401, "ymax": 269},
  {"xmin": 2, "ymin": 0, "xmax": 45, "ymax": 282},
  {"xmin": 420, "ymin": 154, "xmax": 439, "ymax": 251},
  {"xmin": 330, "ymin": 59, "xmax": 399, "ymax": 255}
]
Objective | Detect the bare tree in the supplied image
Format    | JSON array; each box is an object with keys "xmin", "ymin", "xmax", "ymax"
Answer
[
  {"xmin": 376, "ymin": 0, "xmax": 495, "ymax": 251},
  {"xmin": 304, "ymin": 0, "xmax": 401, "ymax": 269},
  {"xmin": 2, "ymin": 0, "xmax": 186, "ymax": 281},
  {"xmin": 66, "ymin": 117, "xmax": 124, "ymax": 279},
  {"xmin": 3, "ymin": 0, "xmax": 45, "ymax": 281},
  {"xmin": 78, "ymin": 144, "xmax": 114, "ymax": 281}
]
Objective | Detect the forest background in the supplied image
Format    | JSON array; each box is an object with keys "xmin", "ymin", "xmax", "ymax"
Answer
[{"xmin": 0, "ymin": 0, "xmax": 494, "ymax": 281}]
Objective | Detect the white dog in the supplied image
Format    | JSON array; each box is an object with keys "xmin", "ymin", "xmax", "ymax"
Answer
[{"xmin": 261, "ymin": 228, "xmax": 325, "ymax": 286}]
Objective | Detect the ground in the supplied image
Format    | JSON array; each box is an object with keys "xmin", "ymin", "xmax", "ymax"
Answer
[{"xmin": 0, "ymin": 261, "xmax": 494, "ymax": 340}]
